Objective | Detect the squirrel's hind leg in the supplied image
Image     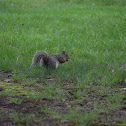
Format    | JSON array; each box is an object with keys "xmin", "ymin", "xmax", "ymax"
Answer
[
  {"xmin": 55, "ymin": 61, "xmax": 59, "ymax": 69},
  {"xmin": 51, "ymin": 61, "xmax": 59, "ymax": 69},
  {"xmin": 39, "ymin": 58, "xmax": 43, "ymax": 67}
]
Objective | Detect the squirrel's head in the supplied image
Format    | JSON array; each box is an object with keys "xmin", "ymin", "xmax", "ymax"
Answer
[{"xmin": 61, "ymin": 51, "xmax": 69, "ymax": 62}]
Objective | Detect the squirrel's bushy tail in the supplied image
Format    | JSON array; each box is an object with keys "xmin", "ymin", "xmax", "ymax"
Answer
[{"xmin": 31, "ymin": 51, "xmax": 48, "ymax": 67}]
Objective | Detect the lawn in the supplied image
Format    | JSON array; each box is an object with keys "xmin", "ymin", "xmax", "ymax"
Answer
[{"xmin": 0, "ymin": 0, "xmax": 126, "ymax": 125}]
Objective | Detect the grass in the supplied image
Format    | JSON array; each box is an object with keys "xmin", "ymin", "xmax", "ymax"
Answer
[
  {"xmin": 0, "ymin": 0, "xmax": 126, "ymax": 125},
  {"xmin": 106, "ymin": 93, "xmax": 125, "ymax": 109},
  {"xmin": 1, "ymin": 0, "xmax": 126, "ymax": 85},
  {"xmin": 10, "ymin": 112, "xmax": 33, "ymax": 124}
]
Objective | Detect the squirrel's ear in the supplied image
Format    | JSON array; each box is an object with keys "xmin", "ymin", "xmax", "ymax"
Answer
[{"xmin": 62, "ymin": 51, "xmax": 65, "ymax": 54}]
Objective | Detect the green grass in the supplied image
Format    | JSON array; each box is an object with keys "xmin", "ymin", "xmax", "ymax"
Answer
[
  {"xmin": 0, "ymin": 0, "xmax": 126, "ymax": 85},
  {"xmin": 0, "ymin": 0, "xmax": 126, "ymax": 125},
  {"xmin": 106, "ymin": 93, "xmax": 125, "ymax": 109}
]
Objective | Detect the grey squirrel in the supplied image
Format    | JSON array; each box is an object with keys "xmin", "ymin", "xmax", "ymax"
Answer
[{"xmin": 31, "ymin": 51, "xmax": 69, "ymax": 69}]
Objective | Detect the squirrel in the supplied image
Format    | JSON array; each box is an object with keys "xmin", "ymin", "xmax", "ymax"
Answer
[{"xmin": 31, "ymin": 51, "xmax": 69, "ymax": 69}]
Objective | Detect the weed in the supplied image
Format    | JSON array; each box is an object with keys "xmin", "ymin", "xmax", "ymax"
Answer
[
  {"xmin": 64, "ymin": 109, "xmax": 98, "ymax": 126},
  {"xmin": 9, "ymin": 98, "xmax": 23, "ymax": 105},
  {"xmin": 40, "ymin": 106, "xmax": 50, "ymax": 114},
  {"xmin": 10, "ymin": 112, "xmax": 32, "ymax": 124},
  {"xmin": 106, "ymin": 93, "xmax": 125, "ymax": 109}
]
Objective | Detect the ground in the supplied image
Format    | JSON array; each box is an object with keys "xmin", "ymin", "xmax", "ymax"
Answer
[
  {"xmin": 0, "ymin": 70, "xmax": 126, "ymax": 126},
  {"xmin": 0, "ymin": 0, "xmax": 126, "ymax": 125}
]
